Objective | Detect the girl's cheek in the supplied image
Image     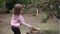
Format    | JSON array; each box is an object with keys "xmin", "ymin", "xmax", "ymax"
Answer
[{"xmin": 20, "ymin": 11, "xmax": 24, "ymax": 14}]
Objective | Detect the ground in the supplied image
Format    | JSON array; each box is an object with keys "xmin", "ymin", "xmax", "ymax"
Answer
[{"xmin": 0, "ymin": 14, "xmax": 59, "ymax": 34}]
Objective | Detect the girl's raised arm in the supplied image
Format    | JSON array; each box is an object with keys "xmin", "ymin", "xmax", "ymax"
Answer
[{"xmin": 19, "ymin": 15, "xmax": 32, "ymax": 28}]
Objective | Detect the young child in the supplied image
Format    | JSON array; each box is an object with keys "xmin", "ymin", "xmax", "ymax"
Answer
[{"xmin": 11, "ymin": 4, "xmax": 33, "ymax": 34}]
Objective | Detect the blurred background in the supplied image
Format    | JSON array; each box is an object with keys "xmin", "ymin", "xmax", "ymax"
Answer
[{"xmin": 0, "ymin": 0, "xmax": 60, "ymax": 34}]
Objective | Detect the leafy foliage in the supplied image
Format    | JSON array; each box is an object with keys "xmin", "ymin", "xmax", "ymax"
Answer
[
  {"xmin": 49, "ymin": 0, "xmax": 60, "ymax": 18},
  {"xmin": 5, "ymin": 0, "xmax": 32, "ymax": 13},
  {"xmin": 0, "ymin": 0, "xmax": 7, "ymax": 8}
]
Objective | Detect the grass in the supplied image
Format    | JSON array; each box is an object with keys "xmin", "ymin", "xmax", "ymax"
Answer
[{"xmin": 43, "ymin": 30, "xmax": 59, "ymax": 34}]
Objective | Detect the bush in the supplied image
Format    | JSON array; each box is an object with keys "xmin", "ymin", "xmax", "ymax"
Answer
[
  {"xmin": 41, "ymin": 18, "xmax": 47, "ymax": 23},
  {"xmin": 32, "ymin": 13, "xmax": 36, "ymax": 16},
  {"xmin": 41, "ymin": 14, "xmax": 49, "ymax": 23}
]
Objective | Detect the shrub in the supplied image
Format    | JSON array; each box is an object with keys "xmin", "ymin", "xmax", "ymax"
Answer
[
  {"xmin": 41, "ymin": 14, "xmax": 49, "ymax": 23},
  {"xmin": 32, "ymin": 13, "xmax": 36, "ymax": 16}
]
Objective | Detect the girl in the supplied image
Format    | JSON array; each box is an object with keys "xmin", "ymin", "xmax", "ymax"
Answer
[{"xmin": 11, "ymin": 4, "xmax": 34, "ymax": 34}]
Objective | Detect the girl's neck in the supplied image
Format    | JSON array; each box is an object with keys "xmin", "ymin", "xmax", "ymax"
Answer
[{"xmin": 14, "ymin": 13, "xmax": 20, "ymax": 16}]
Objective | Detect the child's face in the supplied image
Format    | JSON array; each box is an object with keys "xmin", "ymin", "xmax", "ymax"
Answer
[{"xmin": 20, "ymin": 10, "xmax": 24, "ymax": 14}]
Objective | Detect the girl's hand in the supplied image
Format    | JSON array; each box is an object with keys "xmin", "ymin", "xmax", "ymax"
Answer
[
  {"xmin": 28, "ymin": 26, "xmax": 34, "ymax": 30},
  {"xmin": 29, "ymin": 26, "xmax": 34, "ymax": 30},
  {"xmin": 29, "ymin": 26, "xmax": 40, "ymax": 31}
]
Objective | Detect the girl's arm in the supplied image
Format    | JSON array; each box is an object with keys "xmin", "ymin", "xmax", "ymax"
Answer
[
  {"xmin": 19, "ymin": 15, "xmax": 32, "ymax": 28},
  {"xmin": 19, "ymin": 15, "xmax": 40, "ymax": 30}
]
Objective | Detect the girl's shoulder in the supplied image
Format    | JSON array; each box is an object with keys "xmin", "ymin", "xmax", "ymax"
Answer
[
  {"xmin": 12, "ymin": 14, "xmax": 19, "ymax": 18},
  {"xmin": 19, "ymin": 14, "xmax": 23, "ymax": 17},
  {"xmin": 19, "ymin": 14, "xmax": 24, "ymax": 18}
]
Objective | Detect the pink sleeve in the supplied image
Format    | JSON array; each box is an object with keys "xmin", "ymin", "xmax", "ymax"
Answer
[{"xmin": 19, "ymin": 15, "xmax": 32, "ymax": 27}]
